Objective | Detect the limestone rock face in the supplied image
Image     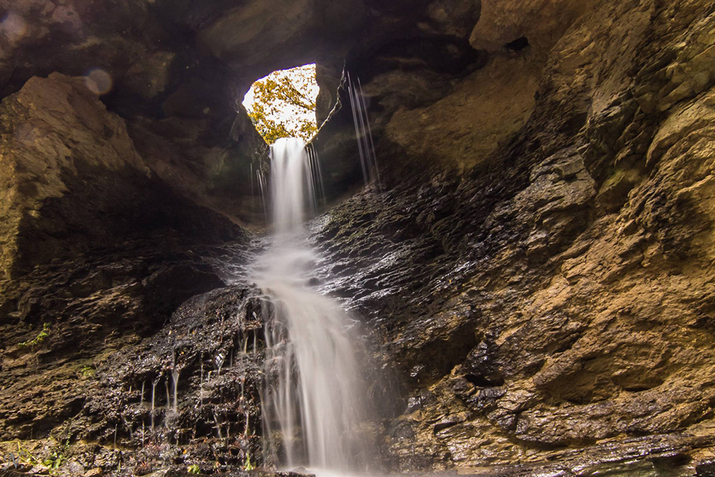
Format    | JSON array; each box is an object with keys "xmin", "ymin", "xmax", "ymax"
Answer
[
  {"xmin": 383, "ymin": 54, "xmax": 541, "ymax": 169},
  {"xmin": 0, "ymin": 0, "xmax": 266, "ymax": 226},
  {"xmin": 1, "ymin": 0, "xmax": 166, "ymax": 107},
  {"xmin": 0, "ymin": 72, "xmax": 242, "ymax": 303},
  {"xmin": 310, "ymin": 0, "xmax": 715, "ymax": 471},
  {"xmin": 196, "ymin": 0, "xmax": 367, "ymax": 82},
  {"xmin": 0, "ymin": 73, "xmax": 150, "ymax": 283},
  {"xmin": 469, "ymin": 0, "xmax": 595, "ymax": 52},
  {"xmin": 0, "ymin": 72, "xmax": 245, "ymax": 455}
]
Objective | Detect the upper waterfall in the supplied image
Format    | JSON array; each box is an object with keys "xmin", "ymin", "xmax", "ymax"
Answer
[{"xmin": 270, "ymin": 138, "xmax": 314, "ymax": 236}]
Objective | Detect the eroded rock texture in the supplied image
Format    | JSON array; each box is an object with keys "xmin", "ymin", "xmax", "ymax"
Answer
[
  {"xmin": 0, "ymin": 70, "xmax": 249, "ymax": 472},
  {"xmin": 312, "ymin": 0, "xmax": 715, "ymax": 472},
  {"xmin": 0, "ymin": 0, "xmax": 272, "ymax": 225},
  {"xmin": 2, "ymin": 0, "xmax": 715, "ymax": 475}
]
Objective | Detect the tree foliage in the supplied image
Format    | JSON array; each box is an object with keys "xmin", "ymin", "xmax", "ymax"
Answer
[{"xmin": 244, "ymin": 65, "xmax": 318, "ymax": 144}]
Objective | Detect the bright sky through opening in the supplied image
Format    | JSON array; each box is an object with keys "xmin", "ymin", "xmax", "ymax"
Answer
[{"xmin": 242, "ymin": 64, "xmax": 319, "ymax": 140}]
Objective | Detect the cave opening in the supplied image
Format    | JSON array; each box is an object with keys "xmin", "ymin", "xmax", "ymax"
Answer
[
  {"xmin": 505, "ymin": 36, "xmax": 530, "ymax": 51},
  {"xmin": 242, "ymin": 63, "xmax": 319, "ymax": 145}
]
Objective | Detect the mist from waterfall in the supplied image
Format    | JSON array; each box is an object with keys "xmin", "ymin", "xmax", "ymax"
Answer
[{"xmin": 254, "ymin": 138, "xmax": 370, "ymax": 474}]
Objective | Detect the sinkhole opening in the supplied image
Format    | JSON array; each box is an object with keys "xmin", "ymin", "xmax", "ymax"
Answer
[{"xmin": 242, "ymin": 63, "xmax": 319, "ymax": 144}]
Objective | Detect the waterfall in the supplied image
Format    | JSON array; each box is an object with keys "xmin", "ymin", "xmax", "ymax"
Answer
[{"xmin": 255, "ymin": 138, "xmax": 369, "ymax": 474}]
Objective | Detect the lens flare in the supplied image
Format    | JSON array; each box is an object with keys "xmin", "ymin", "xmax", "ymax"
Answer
[
  {"xmin": 0, "ymin": 12, "xmax": 28, "ymax": 44},
  {"xmin": 84, "ymin": 68, "xmax": 113, "ymax": 95}
]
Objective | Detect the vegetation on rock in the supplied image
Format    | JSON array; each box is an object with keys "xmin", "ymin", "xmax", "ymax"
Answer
[{"xmin": 17, "ymin": 323, "xmax": 50, "ymax": 350}]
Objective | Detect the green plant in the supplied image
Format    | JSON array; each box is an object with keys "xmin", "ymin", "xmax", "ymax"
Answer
[
  {"xmin": 187, "ymin": 464, "xmax": 201, "ymax": 474},
  {"xmin": 16, "ymin": 442, "xmax": 42, "ymax": 466},
  {"xmin": 78, "ymin": 365, "xmax": 96, "ymax": 379},
  {"xmin": 43, "ymin": 450, "xmax": 64, "ymax": 473},
  {"xmin": 244, "ymin": 453, "xmax": 255, "ymax": 471},
  {"xmin": 15, "ymin": 440, "xmax": 65, "ymax": 475},
  {"xmin": 17, "ymin": 323, "xmax": 50, "ymax": 350}
]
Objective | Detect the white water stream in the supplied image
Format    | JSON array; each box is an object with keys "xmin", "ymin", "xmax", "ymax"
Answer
[{"xmin": 254, "ymin": 138, "xmax": 369, "ymax": 474}]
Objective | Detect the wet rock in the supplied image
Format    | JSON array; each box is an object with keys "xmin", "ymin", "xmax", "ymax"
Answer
[
  {"xmin": 433, "ymin": 414, "xmax": 466, "ymax": 433},
  {"xmin": 140, "ymin": 264, "xmax": 225, "ymax": 327},
  {"xmin": 460, "ymin": 341, "xmax": 504, "ymax": 387},
  {"xmin": 697, "ymin": 461, "xmax": 715, "ymax": 477},
  {"xmin": 311, "ymin": 0, "xmax": 715, "ymax": 471},
  {"xmin": 465, "ymin": 387, "xmax": 507, "ymax": 414},
  {"xmin": 72, "ymin": 285, "xmax": 265, "ymax": 472},
  {"xmin": 0, "ymin": 72, "xmax": 250, "ymax": 450}
]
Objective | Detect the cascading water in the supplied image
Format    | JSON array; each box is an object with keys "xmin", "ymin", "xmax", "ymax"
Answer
[{"xmin": 254, "ymin": 138, "xmax": 370, "ymax": 474}]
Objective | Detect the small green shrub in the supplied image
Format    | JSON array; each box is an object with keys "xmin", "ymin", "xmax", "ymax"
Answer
[
  {"xmin": 15, "ymin": 440, "xmax": 65, "ymax": 475},
  {"xmin": 188, "ymin": 464, "xmax": 201, "ymax": 474}
]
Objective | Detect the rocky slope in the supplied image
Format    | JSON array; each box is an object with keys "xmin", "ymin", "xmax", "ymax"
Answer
[
  {"xmin": 0, "ymin": 71, "xmax": 250, "ymax": 469},
  {"xmin": 2, "ymin": 0, "xmax": 715, "ymax": 475},
  {"xmin": 310, "ymin": 0, "xmax": 715, "ymax": 473}
]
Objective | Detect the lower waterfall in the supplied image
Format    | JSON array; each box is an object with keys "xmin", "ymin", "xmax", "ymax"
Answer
[{"xmin": 253, "ymin": 138, "xmax": 371, "ymax": 474}]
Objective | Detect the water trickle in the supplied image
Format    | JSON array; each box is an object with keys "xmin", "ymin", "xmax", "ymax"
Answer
[
  {"xmin": 151, "ymin": 377, "xmax": 159, "ymax": 432},
  {"xmin": 346, "ymin": 72, "xmax": 380, "ymax": 188},
  {"xmin": 164, "ymin": 378, "xmax": 171, "ymax": 418},
  {"xmin": 256, "ymin": 166, "xmax": 269, "ymax": 222},
  {"xmin": 255, "ymin": 138, "xmax": 370, "ymax": 473},
  {"xmin": 214, "ymin": 411, "xmax": 223, "ymax": 439},
  {"xmin": 172, "ymin": 368, "xmax": 180, "ymax": 414},
  {"xmin": 215, "ymin": 352, "xmax": 225, "ymax": 376},
  {"xmin": 305, "ymin": 143, "xmax": 326, "ymax": 211},
  {"xmin": 199, "ymin": 358, "xmax": 204, "ymax": 405}
]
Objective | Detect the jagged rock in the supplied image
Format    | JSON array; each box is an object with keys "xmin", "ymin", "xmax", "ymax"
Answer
[
  {"xmin": 0, "ymin": 73, "xmax": 241, "ymax": 291},
  {"xmin": 194, "ymin": 0, "xmax": 367, "ymax": 83},
  {"xmin": 0, "ymin": 73, "xmax": 150, "ymax": 284},
  {"xmin": 310, "ymin": 0, "xmax": 715, "ymax": 471},
  {"xmin": 469, "ymin": 0, "xmax": 595, "ymax": 53},
  {"xmin": 3, "ymin": 0, "xmax": 715, "ymax": 474},
  {"xmin": 0, "ymin": 71, "xmax": 247, "ymax": 449}
]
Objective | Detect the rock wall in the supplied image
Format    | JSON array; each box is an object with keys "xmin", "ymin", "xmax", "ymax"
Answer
[
  {"xmin": 0, "ymin": 72, "xmax": 247, "ymax": 464},
  {"xmin": 0, "ymin": 73, "xmax": 149, "ymax": 284},
  {"xmin": 0, "ymin": 73, "xmax": 242, "ymax": 292},
  {"xmin": 311, "ymin": 0, "xmax": 715, "ymax": 472},
  {"xmin": 0, "ymin": 0, "xmax": 273, "ymax": 226}
]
